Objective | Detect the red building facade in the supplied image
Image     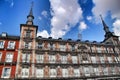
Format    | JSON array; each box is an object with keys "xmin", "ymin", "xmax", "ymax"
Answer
[{"xmin": 0, "ymin": 33, "xmax": 19, "ymax": 79}]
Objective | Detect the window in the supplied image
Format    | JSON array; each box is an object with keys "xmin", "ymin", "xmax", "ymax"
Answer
[
  {"xmin": 107, "ymin": 47, "xmax": 114, "ymax": 53},
  {"xmin": 60, "ymin": 44, "xmax": 66, "ymax": 51},
  {"xmin": 0, "ymin": 52, "xmax": 2, "ymax": 61},
  {"xmin": 21, "ymin": 68, "xmax": 29, "ymax": 78},
  {"xmin": 74, "ymin": 69, "xmax": 80, "ymax": 77},
  {"xmin": 49, "ymin": 55, "xmax": 56, "ymax": 63},
  {"xmin": 100, "ymin": 56, "xmax": 104, "ymax": 63},
  {"xmin": 50, "ymin": 69, "xmax": 56, "ymax": 77},
  {"xmin": 38, "ymin": 42, "xmax": 43, "ymax": 49},
  {"xmin": 71, "ymin": 45, "xmax": 75, "ymax": 51},
  {"xmin": 72, "ymin": 56, "xmax": 77, "ymax": 64},
  {"xmin": 111, "ymin": 67, "xmax": 116, "ymax": 74},
  {"xmin": 94, "ymin": 67, "xmax": 99, "ymax": 75},
  {"xmin": 61, "ymin": 56, "xmax": 67, "ymax": 63},
  {"xmin": 103, "ymin": 67, "xmax": 108, "ymax": 75},
  {"xmin": 91, "ymin": 56, "xmax": 96, "ymax": 63},
  {"xmin": 26, "ymin": 31, "xmax": 31, "ymax": 37},
  {"xmin": 24, "ymin": 42, "xmax": 31, "ymax": 49},
  {"xmin": 62, "ymin": 69, "xmax": 68, "ymax": 77},
  {"xmin": 22, "ymin": 54, "xmax": 30, "ymax": 63},
  {"xmin": 91, "ymin": 46, "xmax": 96, "ymax": 52},
  {"xmin": 82, "ymin": 54, "xmax": 88, "ymax": 63},
  {"xmin": 7, "ymin": 41, "xmax": 15, "ymax": 49},
  {"xmin": 2, "ymin": 67, "xmax": 11, "ymax": 78},
  {"xmin": 97, "ymin": 47, "xmax": 102, "ymax": 53},
  {"xmin": 84, "ymin": 67, "xmax": 90, "ymax": 76},
  {"xmin": 0, "ymin": 41, "xmax": 5, "ymax": 49},
  {"xmin": 6, "ymin": 53, "xmax": 13, "ymax": 62},
  {"xmin": 108, "ymin": 57, "xmax": 112, "ymax": 63},
  {"xmin": 36, "ymin": 54, "xmax": 44, "ymax": 63},
  {"xmin": 36, "ymin": 68, "xmax": 43, "ymax": 77}
]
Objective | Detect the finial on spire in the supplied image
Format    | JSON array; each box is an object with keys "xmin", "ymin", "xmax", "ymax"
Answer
[
  {"xmin": 26, "ymin": 1, "xmax": 34, "ymax": 25},
  {"xmin": 29, "ymin": 1, "xmax": 34, "ymax": 16}
]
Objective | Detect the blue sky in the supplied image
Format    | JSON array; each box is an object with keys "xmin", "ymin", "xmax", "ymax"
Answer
[{"xmin": 0, "ymin": 0, "xmax": 120, "ymax": 42}]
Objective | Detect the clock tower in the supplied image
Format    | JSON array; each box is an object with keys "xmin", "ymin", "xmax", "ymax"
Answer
[{"xmin": 16, "ymin": 2, "xmax": 38, "ymax": 78}]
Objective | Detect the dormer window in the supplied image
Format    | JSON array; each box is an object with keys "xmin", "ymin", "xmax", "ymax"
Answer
[
  {"xmin": 0, "ymin": 41, "xmax": 5, "ymax": 49},
  {"xmin": 7, "ymin": 41, "xmax": 15, "ymax": 49}
]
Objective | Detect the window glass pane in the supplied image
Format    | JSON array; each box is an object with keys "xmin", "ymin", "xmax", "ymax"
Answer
[
  {"xmin": 74, "ymin": 69, "xmax": 80, "ymax": 77},
  {"xmin": 62, "ymin": 69, "xmax": 68, "ymax": 77},
  {"xmin": 3, "ymin": 68, "xmax": 10, "ymax": 78},
  {"xmin": 72, "ymin": 56, "xmax": 77, "ymax": 63},
  {"xmin": 50, "ymin": 69, "xmax": 56, "ymax": 77},
  {"xmin": 61, "ymin": 56, "xmax": 67, "ymax": 63},
  {"xmin": 7, "ymin": 41, "xmax": 15, "ymax": 49},
  {"xmin": 22, "ymin": 54, "xmax": 30, "ymax": 62},
  {"xmin": 21, "ymin": 68, "xmax": 29, "ymax": 77},
  {"xmin": 0, "ymin": 52, "xmax": 2, "ymax": 61},
  {"xmin": 6, "ymin": 53, "xmax": 13, "ymax": 62},
  {"xmin": 36, "ymin": 68, "xmax": 43, "ymax": 77},
  {"xmin": 49, "ymin": 55, "xmax": 56, "ymax": 63},
  {"xmin": 0, "ymin": 41, "xmax": 4, "ymax": 48},
  {"xmin": 36, "ymin": 54, "xmax": 43, "ymax": 63}
]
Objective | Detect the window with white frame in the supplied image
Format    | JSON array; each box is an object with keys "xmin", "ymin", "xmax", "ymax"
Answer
[
  {"xmin": 22, "ymin": 54, "xmax": 30, "ymax": 63},
  {"xmin": 61, "ymin": 56, "xmax": 67, "ymax": 63},
  {"xmin": 74, "ymin": 69, "xmax": 80, "ymax": 77},
  {"xmin": 97, "ymin": 46, "xmax": 102, "ymax": 53},
  {"xmin": 0, "ymin": 41, "xmax": 5, "ymax": 49},
  {"xmin": 50, "ymin": 68, "xmax": 56, "ymax": 77},
  {"xmin": 36, "ymin": 54, "xmax": 44, "ymax": 63},
  {"xmin": 108, "ymin": 57, "xmax": 112, "ymax": 63},
  {"xmin": 107, "ymin": 47, "xmax": 114, "ymax": 53},
  {"xmin": 103, "ymin": 67, "xmax": 108, "ymax": 75},
  {"xmin": 24, "ymin": 42, "xmax": 31, "ymax": 49},
  {"xmin": 36, "ymin": 68, "xmax": 43, "ymax": 78},
  {"xmin": 91, "ymin": 46, "xmax": 96, "ymax": 52},
  {"xmin": 0, "ymin": 52, "xmax": 2, "ymax": 61},
  {"xmin": 60, "ymin": 44, "xmax": 66, "ymax": 51},
  {"xmin": 2, "ymin": 67, "xmax": 11, "ymax": 78},
  {"xmin": 49, "ymin": 55, "xmax": 56, "ymax": 63},
  {"xmin": 7, "ymin": 41, "xmax": 15, "ymax": 49},
  {"xmin": 94, "ymin": 67, "xmax": 99, "ymax": 75},
  {"xmin": 6, "ymin": 53, "xmax": 13, "ymax": 62},
  {"xmin": 91, "ymin": 56, "xmax": 96, "ymax": 63},
  {"xmin": 38, "ymin": 42, "xmax": 43, "ymax": 49},
  {"xmin": 82, "ymin": 54, "xmax": 88, "ymax": 63},
  {"xmin": 111, "ymin": 66, "xmax": 116, "ymax": 74},
  {"xmin": 62, "ymin": 69, "xmax": 68, "ymax": 77},
  {"xmin": 21, "ymin": 67, "xmax": 29, "ymax": 78},
  {"xmin": 26, "ymin": 31, "xmax": 31, "ymax": 37},
  {"xmin": 100, "ymin": 56, "xmax": 104, "ymax": 63},
  {"xmin": 72, "ymin": 56, "xmax": 78, "ymax": 64},
  {"xmin": 84, "ymin": 67, "xmax": 90, "ymax": 76},
  {"xmin": 71, "ymin": 45, "xmax": 75, "ymax": 51}
]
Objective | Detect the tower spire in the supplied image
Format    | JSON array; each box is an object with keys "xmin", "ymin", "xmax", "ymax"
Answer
[
  {"xmin": 26, "ymin": 1, "xmax": 34, "ymax": 25},
  {"xmin": 100, "ymin": 15, "xmax": 113, "ymax": 40},
  {"xmin": 100, "ymin": 15, "xmax": 110, "ymax": 33}
]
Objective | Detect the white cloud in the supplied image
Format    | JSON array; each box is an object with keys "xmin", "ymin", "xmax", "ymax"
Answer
[
  {"xmin": 92, "ymin": 0, "xmax": 120, "ymax": 37},
  {"xmin": 41, "ymin": 10, "xmax": 48, "ymax": 18},
  {"xmin": 92, "ymin": 0, "xmax": 120, "ymax": 19},
  {"xmin": 86, "ymin": 16, "xmax": 92, "ymax": 21},
  {"xmin": 38, "ymin": 16, "xmax": 42, "ymax": 20},
  {"xmin": 5, "ymin": 0, "xmax": 14, "ymax": 7},
  {"xmin": 49, "ymin": 0, "xmax": 83, "ymax": 38},
  {"xmin": 37, "ymin": 30, "xmax": 50, "ymax": 38},
  {"xmin": 79, "ymin": 21, "xmax": 87, "ymax": 31},
  {"xmin": 113, "ymin": 19, "xmax": 120, "ymax": 39}
]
